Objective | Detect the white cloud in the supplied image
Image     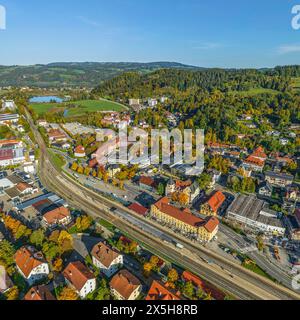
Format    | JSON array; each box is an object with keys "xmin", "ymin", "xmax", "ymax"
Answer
[
  {"xmin": 192, "ymin": 42, "xmax": 222, "ymax": 50},
  {"xmin": 277, "ymin": 44, "xmax": 300, "ymax": 55}
]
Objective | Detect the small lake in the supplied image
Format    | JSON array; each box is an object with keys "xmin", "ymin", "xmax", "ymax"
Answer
[{"xmin": 29, "ymin": 96, "xmax": 64, "ymax": 103}]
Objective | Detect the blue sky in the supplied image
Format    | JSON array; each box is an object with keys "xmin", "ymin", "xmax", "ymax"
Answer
[{"xmin": 1, "ymin": 0, "xmax": 300, "ymax": 67}]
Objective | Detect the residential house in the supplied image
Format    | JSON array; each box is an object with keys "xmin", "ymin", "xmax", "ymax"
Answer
[
  {"xmin": 63, "ymin": 261, "xmax": 96, "ymax": 299},
  {"xmin": 148, "ymin": 98, "xmax": 158, "ymax": 108},
  {"xmin": 42, "ymin": 206, "xmax": 72, "ymax": 228},
  {"xmin": 16, "ymin": 182, "xmax": 34, "ymax": 195},
  {"xmin": 0, "ymin": 148, "xmax": 25, "ymax": 167},
  {"xmin": 15, "ymin": 246, "xmax": 49, "ymax": 285},
  {"xmin": 139, "ymin": 176, "xmax": 156, "ymax": 191},
  {"xmin": 242, "ymin": 147, "xmax": 267, "ymax": 172},
  {"xmin": 265, "ymin": 171, "xmax": 294, "ymax": 188},
  {"xmin": 258, "ymin": 182, "xmax": 273, "ymax": 198},
  {"xmin": 48, "ymin": 129, "xmax": 68, "ymax": 144},
  {"xmin": 146, "ymin": 280, "xmax": 180, "ymax": 300},
  {"xmin": 151, "ymin": 197, "xmax": 219, "ymax": 242},
  {"xmin": 24, "ymin": 285, "xmax": 56, "ymax": 300},
  {"xmin": 200, "ymin": 191, "xmax": 226, "ymax": 216},
  {"xmin": 91, "ymin": 242, "xmax": 123, "ymax": 277},
  {"xmin": 74, "ymin": 145, "xmax": 86, "ymax": 158},
  {"xmin": 129, "ymin": 99, "xmax": 140, "ymax": 106},
  {"xmin": 0, "ymin": 139, "xmax": 23, "ymax": 149},
  {"xmin": 110, "ymin": 269, "xmax": 142, "ymax": 300}
]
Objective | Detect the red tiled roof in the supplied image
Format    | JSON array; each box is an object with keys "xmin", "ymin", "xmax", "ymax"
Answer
[
  {"xmin": 91, "ymin": 242, "xmax": 121, "ymax": 268},
  {"xmin": 74, "ymin": 145, "xmax": 85, "ymax": 154},
  {"xmin": 140, "ymin": 176, "xmax": 155, "ymax": 187},
  {"xmin": 110, "ymin": 269, "xmax": 141, "ymax": 299},
  {"xmin": 244, "ymin": 156, "xmax": 265, "ymax": 167},
  {"xmin": 24, "ymin": 285, "xmax": 56, "ymax": 301},
  {"xmin": 175, "ymin": 180, "xmax": 192, "ymax": 189},
  {"xmin": 204, "ymin": 216, "xmax": 219, "ymax": 233},
  {"xmin": 252, "ymin": 147, "xmax": 267, "ymax": 159},
  {"xmin": 128, "ymin": 203, "xmax": 148, "ymax": 216},
  {"xmin": 146, "ymin": 281, "xmax": 180, "ymax": 300},
  {"xmin": 0, "ymin": 139, "xmax": 20, "ymax": 146},
  {"xmin": 182, "ymin": 271, "xmax": 204, "ymax": 288},
  {"xmin": 16, "ymin": 182, "xmax": 31, "ymax": 192},
  {"xmin": 15, "ymin": 246, "xmax": 46, "ymax": 277},
  {"xmin": 48, "ymin": 129, "xmax": 66, "ymax": 139},
  {"xmin": 63, "ymin": 261, "xmax": 95, "ymax": 292},
  {"xmin": 207, "ymin": 191, "xmax": 226, "ymax": 213},
  {"xmin": 89, "ymin": 158, "xmax": 98, "ymax": 168},
  {"xmin": 43, "ymin": 206, "xmax": 70, "ymax": 225}
]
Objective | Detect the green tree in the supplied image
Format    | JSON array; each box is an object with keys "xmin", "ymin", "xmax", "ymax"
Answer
[{"xmin": 30, "ymin": 229, "xmax": 45, "ymax": 248}]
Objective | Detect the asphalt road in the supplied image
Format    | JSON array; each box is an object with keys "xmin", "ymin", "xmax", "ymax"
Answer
[{"xmin": 26, "ymin": 109, "xmax": 300, "ymax": 301}]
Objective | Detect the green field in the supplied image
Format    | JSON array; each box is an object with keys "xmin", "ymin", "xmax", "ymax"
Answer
[
  {"xmin": 229, "ymin": 88, "xmax": 280, "ymax": 97},
  {"xmin": 30, "ymin": 99, "xmax": 127, "ymax": 116}
]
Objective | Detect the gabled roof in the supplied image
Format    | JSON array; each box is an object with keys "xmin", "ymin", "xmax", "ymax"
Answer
[
  {"xmin": 91, "ymin": 242, "xmax": 121, "ymax": 268},
  {"xmin": 128, "ymin": 203, "xmax": 148, "ymax": 216},
  {"xmin": 74, "ymin": 145, "xmax": 85, "ymax": 154},
  {"xmin": 16, "ymin": 182, "xmax": 32, "ymax": 192},
  {"xmin": 182, "ymin": 271, "xmax": 204, "ymax": 288},
  {"xmin": 43, "ymin": 206, "xmax": 70, "ymax": 225},
  {"xmin": 110, "ymin": 269, "xmax": 141, "ymax": 299},
  {"xmin": 206, "ymin": 191, "xmax": 226, "ymax": 212},
  {"xmin": 146, "ymin": 280, "xmax": 180, "ymax": 300},
  {"xmin": 139, "ymin": 176, "xmax": 155, "ymax": 187},
  {"xmin": 63, "ymin": 261, "xmax": 95, "ymax": 292},
  {"xmin": 15, "ymin": 246, "xmax": 47, "ymax": 277},
  {"xmin": 244, "ymin": 156, "xmax": 265, "ymax": 167},
  {"xmin": 252, "ymin": 147, "xmax": 267, "ymax": 159},
  {"xmin": 24, "ymin": 285, "xmax": 56, "ymax": 301}
]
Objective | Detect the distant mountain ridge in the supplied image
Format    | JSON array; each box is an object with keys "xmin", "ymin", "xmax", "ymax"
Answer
[{"xmin": 0, "ymin": 61, "xmax": 202, "ymax": 88}]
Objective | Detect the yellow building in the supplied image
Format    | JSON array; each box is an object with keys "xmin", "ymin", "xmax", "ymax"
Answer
[{"xmin": 151, "ymin": 197, "xmax": 219, "ymax": 242}]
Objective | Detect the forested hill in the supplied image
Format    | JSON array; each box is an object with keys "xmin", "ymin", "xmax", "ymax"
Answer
[
  {"xmin": 92, "ymin": 67, "xmax": 296, "ymax": 99},
  {"xmin": 0, "ymin": 62, "xmax": 201, "ymax": 88}
]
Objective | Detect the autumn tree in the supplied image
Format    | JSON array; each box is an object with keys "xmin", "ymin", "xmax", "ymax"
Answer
[
  {"xmin": 178, "ymin": 192, "xmax": 189, "ymax": 206},
  {"xmin": 76, "ymin": 215, "xmax": 93, "ymax": 232},
  {"xmin": 52, "ymin": 257, "xmax": 63, "ymax": 272},
  {"xmin": 58, "ymin": 231, "xmax": 73, "ymax": 253},
  {"xmin": 168, "ymin": 269, "xmax": 179, "ymax": 284},
  {"xmin": 5, "ymin": 286, "xmax": 19, "ymax": 300},
  {"xmin": 58, "ymin": 287, "xmax": 78, "ymax": 300},
  {"xmin": 143, "ymin": 262, "xmax": 153, "ymax": 277},
  {"xmin": 71, "ymin": 162, "xmax": 78, "ymax": 171}
]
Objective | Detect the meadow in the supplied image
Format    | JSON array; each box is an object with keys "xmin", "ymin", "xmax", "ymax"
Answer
[{"xmin": 30, "ymin": 98, "xmax": 127, "ymax": 116}]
